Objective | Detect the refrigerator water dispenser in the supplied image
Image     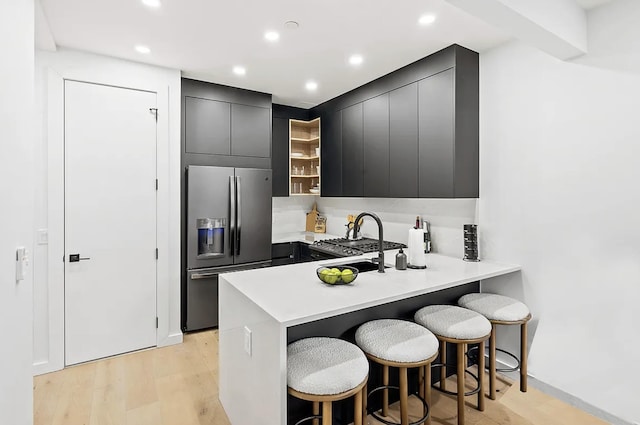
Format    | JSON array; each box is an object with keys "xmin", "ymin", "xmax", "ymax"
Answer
[{"xmin": 197, "ymin": 218, "xmax": 226, "ymax": 258}]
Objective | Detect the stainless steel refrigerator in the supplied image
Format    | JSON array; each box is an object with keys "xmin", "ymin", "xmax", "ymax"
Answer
[{"xmin": 185, "ymin": 165, "xmax": 272, "ymax": 331}]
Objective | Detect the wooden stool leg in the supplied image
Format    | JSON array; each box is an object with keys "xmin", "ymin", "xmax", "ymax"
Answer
[
  {"xmin": 425, "ymin": 364, "xmax": 432, "ymax": 425},
  {"xmin": 477, "ymin": 340, "xmax": 485, "ymax": 411},
  {"xmin": 399, "ymin": 367, "xmax": 409, "ymax": 425},
  {"xmin": 382, "ymin": 365, "xmax": 389, "ymax": 417},
  {"xmin": 354, "ymin": 385, "xmax": 363, "ymax": 425},
  {"xmin": 419, "ymin": 366, "xmax": 425, "ymax": 399},
  {"xmin": 312, "ymin": 402, "xmax": 319, "ymax": 425},
  {"xmin": 322, "ymin": 401, "xmax": 332, "ymax": 425},
  {"xmin": 440, "ymin": 340, "xmax": 447, "ymax": 392},
  {"xmin": 456, "ymin": 343, "xmax": 465, "ymax": 425},
  {"xmin": 489, "ymin": 325, "xmax": 497, "ymax": 400},
  {"xmin": 521, "ymin": 322, "xmax": 528, "ymax": 392},
  {"xmin": 363, "ymin": 382, "xmax": 368, "ymax": 420}
]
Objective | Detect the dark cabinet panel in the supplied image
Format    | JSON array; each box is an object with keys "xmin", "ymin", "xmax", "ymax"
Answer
[
  {"xmin": 320, "ymin": 109, "xmax": 342, "ymax": 197},
  {"xmin": 231, "ymin": 103, "xmax": 271, "ymax": 158},
  {"xmin": 184, "ymin": 96, "xmax": 230, "ymax": 155},
  {"xmin": 389, "ymin": 83, "xmax": 419, "ymax": 197},
  {"xmin": 341, "ymin": 103, "xmax": 364, "ymax": 197},
  {"xmin": 272, "ymin": 117, "xmax": 289, "ymax": 197},
  {"xmin": 363, "ymin": 94, "xmax": 390, "ymax": 197},
  {"xmin": 418, "ymin": 69, "xmax": 455, "ymax": 198}
]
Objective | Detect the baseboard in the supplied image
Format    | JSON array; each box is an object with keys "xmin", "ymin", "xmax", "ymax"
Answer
[
  {"xmin": 158, "ymin": 331, "xmax": 183, "ymax": 347},
  {"xmin": 494, "ymin": 358, "xmax": 633, "ymax": 425},
  {"xmin": 33, "ymin": 359, "xmax": 62, "ymax": 376}
]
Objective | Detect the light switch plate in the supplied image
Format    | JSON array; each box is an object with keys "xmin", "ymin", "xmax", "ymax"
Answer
[
  {"xmin": 37, "ymin": 229, "xmax": 48, "ymax": 245},
  {"xmin": 243, "ymin": 326, "xmax": 252, "ymax": 356}
]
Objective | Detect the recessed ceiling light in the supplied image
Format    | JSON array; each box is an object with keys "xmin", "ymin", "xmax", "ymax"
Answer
[
  {"xmin": 135, "ymin": 45, "xmax": 151, "ymax": 54},
  {"xmin": 264, "ymin": 31, "xmax": 280, "ymax": 42},
  {"xmin": 305, "ymin": 81, "xmax": 318, "ymax": 91},
  {"xmin": 141, "ymin": 0, "xmax": 161, "ymax": 8},
  {"xmin": 418, "ymin": 14, "xmax": 436, "ymax": 25},
  {"xmin": 233, "ymin": 66, "xmax": 246, "ymax": 76},
  {"xmin": 284, "ymin": 21, "xmax": 299, "ymax": 30},
  {"xmin": 349, "ymin": 54, "xmax": 364, "ymax": 66}
]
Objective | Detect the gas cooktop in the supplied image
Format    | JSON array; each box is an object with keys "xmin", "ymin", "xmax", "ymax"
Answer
[{"xmin": 310, "ymin": 237, "xmax": 406, "ymax": 258}]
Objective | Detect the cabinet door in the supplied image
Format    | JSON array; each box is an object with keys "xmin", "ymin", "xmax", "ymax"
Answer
[
  {"xmin": 321, "ymin": 110, "xmax": 342, "ymax": 197},
  {"xmin": 341, "ymin": 103, "xmax": 364, "ymax": 197},
  {"xmin": 418, "ymin": 69, "xmax": 454, "ymax": 198},
  {"xmin": 185, "ymin": 96, "xmax": 230, "ymax": 155},
  {"xmin": 389, "ymin": 83, "xmax": 419, "ymax": 197},
  {"xmin": 231, "ymin": 103, "xmax": 271, "ymax": 158},
  {"xmin": 272, "ymin": 117, "xmax": 289, "ymax": 197},
  {"xmin": 363, "ymin": 93, "xmax": 390, "ymax": 197}
]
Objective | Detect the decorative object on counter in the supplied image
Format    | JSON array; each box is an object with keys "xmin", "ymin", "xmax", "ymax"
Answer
[
  {"xmin": 306, "ymin": 203, "xmax": 319, "ymax": 232},
  {"xmin": 423, "ymin": 220, "xmax": 431, "ymax": 253},
  {"xmin": 287, "ymin": 337, "xmax": 368, "ymax": 425},
  {"xmin": 457, "ymin": 293, "xmax": 531, "ymax": 400},
  {"xmin": 414, "ymin": 305, "xmax": 491, "ymax": 425},
  {"xmin": 463, "ymin": 224, "xmax": 479, "ymax": 262},
  {"xmin": 314, "ymin": 216, "xmax": 326, "ymax": 233},
  {"xmin": 395, "ymin": 248, "xmax": 407, "ymax": 270},
  {"xmin": 316, "ymin": 265, "xmax": 359, "ymax": 285},
  {"xmin": 407, "ymin": 228, "xmax": 427, "ymax": 269},
  {"xmin": 355, "ymin": 319, "xmax": 439, "ymax": 425}
]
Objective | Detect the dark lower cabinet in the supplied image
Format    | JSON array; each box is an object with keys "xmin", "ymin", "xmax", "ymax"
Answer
[
  {"xmin": 341, "ymin": 103, "xmax": 364, "ymax": 197},
  {"xmin": 389, "ymin": 83, "xmax": 419, "ymax": 197},
  {"xmin": 418, "ymin": 69, "xmax": 455, "ymax": 198},
  {"xmin": 271, "ymin": 242, "xmax": 313, "ymax": 266},
  {"xmin": 363, "ymin": 93, "xmax": 390, "ymax": 197}
]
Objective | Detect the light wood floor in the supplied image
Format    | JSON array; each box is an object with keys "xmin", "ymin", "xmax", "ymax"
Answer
[{"xmin": 34, "ymin": 330, "xmax": 607, "ymax": 425}]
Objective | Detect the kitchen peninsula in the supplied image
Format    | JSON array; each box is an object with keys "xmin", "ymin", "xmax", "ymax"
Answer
[{"xmin": 218, "ymin": 251, "xmax": 520, "ymax": 424}]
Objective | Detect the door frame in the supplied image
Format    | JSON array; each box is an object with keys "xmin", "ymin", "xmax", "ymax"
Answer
[{"xmin": 37, "ymin": 63, "xmax": 181, "ymax": 375}]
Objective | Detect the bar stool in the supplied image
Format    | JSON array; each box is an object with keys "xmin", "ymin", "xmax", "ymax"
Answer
[
  {"xmin": 414, "ymin": 305, "xmax": 491, "ymax": 425},
  {"xmin": 458, "ymin": 293, "xmax": 531, "ymax": 399},
  {"xmin": 355, "ymin": 319, "xmax": 439, "ymax": 425},
  {"xmin": 287, "ymin": 337, "xmax": 369, "ymax": 425}
]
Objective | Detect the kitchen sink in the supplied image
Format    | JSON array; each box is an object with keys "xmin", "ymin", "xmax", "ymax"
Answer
[{"xmin": 325, "ymin": 260, "xmax": 390, "ymax": 273}]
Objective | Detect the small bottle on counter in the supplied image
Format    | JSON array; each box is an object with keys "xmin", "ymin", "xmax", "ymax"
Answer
[
  {"xmin": 395, "ymin": 248, "xmax": 407, "ymax": 270},
  {"xmin": 422, "ymin": 220, "xmax": 431, "ymax": 253}
]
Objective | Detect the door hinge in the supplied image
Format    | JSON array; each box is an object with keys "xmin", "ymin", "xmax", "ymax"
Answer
[
  {"xmin": 149, "ymin": 108, "xmax": 158, "ymax": 121},
  {"xmin": 155, "ymin": 248, "xmax": 158, "ymax": 259},
  {"xmin": 156, "ymin": 317, "xmax": 159, "ymax": 328},
  {"xmin": 155, "ymin": 179, "xmax": 158, "ymax": 190}
]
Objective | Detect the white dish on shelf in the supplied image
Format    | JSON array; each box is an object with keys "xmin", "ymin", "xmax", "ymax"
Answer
[
  {"xmin": 309, "ymin": 188, "xmax": 320, "ymax": 194},
  {"xmin": 291, "ymin": 152, "xmax": 304, "ymax": 157}
]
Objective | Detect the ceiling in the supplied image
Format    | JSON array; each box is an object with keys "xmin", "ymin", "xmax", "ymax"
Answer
[{"xmin": 38, "ymin": 0, "xmax": 605, "ymax": 108}]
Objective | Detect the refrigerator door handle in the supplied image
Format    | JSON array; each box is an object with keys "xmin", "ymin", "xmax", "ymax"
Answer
[
  {"xmin": 229, "ymin": 176, "xmax": 236, "ymax": 255},
  {"xmin": 191, "ymin": 272, "xmax": 218, "ymax": 280},
  {"xmin": 236, "ymin": 176, "xmax": 241, "ymax": 256}
]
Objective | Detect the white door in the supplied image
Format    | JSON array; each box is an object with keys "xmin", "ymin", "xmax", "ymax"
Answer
[{"xmin": 64, "ymin": 80, "xmax": 157, "ymax": 366}]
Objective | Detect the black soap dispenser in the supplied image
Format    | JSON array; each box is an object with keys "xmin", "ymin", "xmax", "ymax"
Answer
[{"xmin": 395, "ymin": 248, "xmax": 407, "ymax": 270}]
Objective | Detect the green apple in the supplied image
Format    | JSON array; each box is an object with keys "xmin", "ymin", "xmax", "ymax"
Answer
[{"xmin": 341, "ymin": 268, "xmax": 355, "ymax": 283}]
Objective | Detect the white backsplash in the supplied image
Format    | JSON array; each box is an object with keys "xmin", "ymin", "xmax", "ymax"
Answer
[{"xmin": 272, "ymin": 196, "xmax": 478, "ymax": 258}]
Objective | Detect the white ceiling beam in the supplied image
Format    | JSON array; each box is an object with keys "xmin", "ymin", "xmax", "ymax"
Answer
[
  {"xmin": 35, "ymin": 0, "xmax": 56, "ymax": 51},
  {"xmin": 446, "ymin": 0, "xmax": 588, "ymax": 59}
]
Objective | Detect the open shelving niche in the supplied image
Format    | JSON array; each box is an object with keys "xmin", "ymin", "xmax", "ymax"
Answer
[{"xmin": 289, "ymin": 118, "xmax": 320, "ymax": 196}]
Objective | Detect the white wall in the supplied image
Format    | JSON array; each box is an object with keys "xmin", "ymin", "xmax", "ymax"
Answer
[
  {"xmin": 33, "ymin": 48, "xmax": 182, "ymax": 374},
  {"xmin": 273, "ymin": 197, "xmax": 476, "ymax": 258},
  {"xmin": 479, "ymin": 1, "xmax": 640, "ymax": 422},
  {"xmin": 0, "ymin": 1, "xmax": 34, "ymax": 423}
]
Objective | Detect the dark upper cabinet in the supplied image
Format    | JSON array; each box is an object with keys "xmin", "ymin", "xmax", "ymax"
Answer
[
  {"xmin": 320, "ymin": 109, "xmax": 342, "ymax": 197},
  {"xmin": 363, "ymin": 93, "xmax": 390, "ymax": 197},
  {"xmin": 272, "ymin": 117, "xmax": 289, "ymax": 197},
  {"xmin": 389, "ymin": 83, "xmax": 419, "ymax": 197},
  {"xmin": 418, "ymin": 69, "xmax": 455, "ymax": 198},
  {"xmin": 341, "ymin": 103, "xmax": 364, "ymax": 197},
  {"xmin": 184, "ymin": 97, "xmax": 231, "ymax": 155},
  {"xmin": 231, "ymin": 103, "xmax": 271, "ymax": 158}
]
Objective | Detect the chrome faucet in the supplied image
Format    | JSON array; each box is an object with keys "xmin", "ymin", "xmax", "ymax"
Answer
[{"xmin": 352, "ymin": 212, "xmax": 385, "ymax": 273}]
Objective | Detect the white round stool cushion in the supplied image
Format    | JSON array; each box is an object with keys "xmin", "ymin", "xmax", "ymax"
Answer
[
  {"xmin": 355, "ymin": 319, "xmax": 439, "ymax": 363},
  {"xmin": 414, "ymin": 305, "xmax": 491, "ymax": 340},
  {"xmin": 287, "ymin": 337, "xmax": 368, "ymax": 396},
  {"xmin": 458, "ymin": 293, "xmax": 530, "ymax": 322}
]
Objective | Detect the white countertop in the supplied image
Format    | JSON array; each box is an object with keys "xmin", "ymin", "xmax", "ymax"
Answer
[
  {"xmin": 221, "ymin": 251, "xmax": 521, "ymax": 327},
  {"xmin": 272, "ymin": 231, "xmax": 341, "ymax": 244}
]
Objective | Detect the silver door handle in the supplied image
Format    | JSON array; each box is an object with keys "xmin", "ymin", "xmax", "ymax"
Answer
[
  {"xmin": 236, "ymin": 176, "xmax": 241, "ymax": 256},
  {"xmin": 191, "ymin": 272, "xmax": 218, "ymax": 280},
  {"xmin": 69, "ymin": 254, "xmax": 90, "ymax": 262},
  {"xmin": 229, "ymin": 176, "xmax": 236, "ymax": 254}
]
